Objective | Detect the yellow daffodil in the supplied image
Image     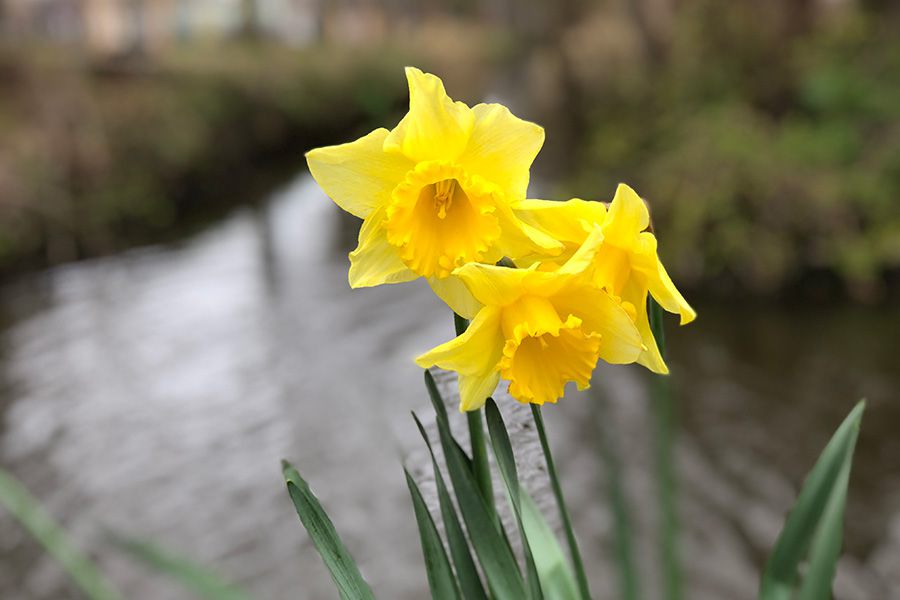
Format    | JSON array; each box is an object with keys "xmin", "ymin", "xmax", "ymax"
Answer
[
  {"xmin": 306, "ymin": 67, "xmax": 561, "ymax": 317},
  {"xmin": 514, "ymin": 184, "xmax": 696, "ymax": 374},
  {"xmin": 416, "ymin": 260, "xmax": 643, "ymax": 411}
]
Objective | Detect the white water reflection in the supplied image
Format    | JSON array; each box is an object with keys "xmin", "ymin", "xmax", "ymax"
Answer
[{"xmin": 0, "ymin": 173, "xmax": 455, "ymax": 599}]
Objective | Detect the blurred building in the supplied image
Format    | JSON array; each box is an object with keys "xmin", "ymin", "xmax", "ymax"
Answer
[{"xmin": 0, "ymin": 0, "xmax": 329, "ymax": 55}]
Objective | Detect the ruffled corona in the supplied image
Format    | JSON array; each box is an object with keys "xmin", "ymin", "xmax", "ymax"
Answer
[
  {"xmin": 498, "ymin": 306, "xmax": 601, "ymax": 405},
  {"xmin": 384, "ymin": 161, "xmax": 503, "ymax": 278}
]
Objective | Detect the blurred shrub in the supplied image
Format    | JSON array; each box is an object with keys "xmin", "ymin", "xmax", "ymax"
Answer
[
  {"xmin": 0, "ymin": 43, "xmax": 412, "ymax": 273},
  {"xmin": 567, "ymin": 5, "xmax": 900, "ymax": 300}
]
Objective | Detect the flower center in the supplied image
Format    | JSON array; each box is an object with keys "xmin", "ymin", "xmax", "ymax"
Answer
[
  {"xmin": 498, "ymin": 312, "xmax": 602, "ymax": 406},
  {"xmin": 384, "ymin": 161, "xmax": 503, "ymax": 278},
  {"xmin": 432, "ymin": 179, "xmax": 457, "ymax": 219}
]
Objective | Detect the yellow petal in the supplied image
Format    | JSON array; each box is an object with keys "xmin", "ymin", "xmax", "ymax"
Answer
[
  {"xmin": 492, "ymin": 202, "xmax": 564, "ymax": 263},
  {"xmin": 500, "ymin": 294, "xmax": 565, "ymax": 342},
  {"xmin": 428, "ymin": 275, "xmax": 482, "ymax": 320},
  {"xmin": 628, "ymin": 232, "xmax": 696, "ymax": 325},
  {"xmin": 553, "ymin": 282, "xmax": 643, "ymax": 365},
  {"xmin": 458, "ymin": 103, "xmax": 544, "ymax": 201},
  {"xmin": 415, "ymin": 306, "xmax": 504, "ymax": 411},
  {"xmin": 458, "ymin": 371, "xmax": 502, "ymax": 412},
  {"xmin": 622, "ymin": 280, "xmax": 669, "ymax": 374},
  {"xmin": 454, "ymin": 262, "xmax": 566, "ymax": 307},
  {"xmin": 602, "ymin": 183, "xmax": 650, "ymax": 249},
  {"xmin": 647, "ymin": 260, "xmax": 697, "ymax": 325},
  {"xmin": 514, "ymin": 198, "xmax": 606, "ymax": 246},
  {"xmin": 306, "ymin": 128, "xmax": 413, "ymax": 219},
  {"xmin": 454, "ymin": 263, "xmax": 530, "ymax": 306},
  {"xmin": 557, "ymin": 225, "xmax": 605, "ymax": 277},
  {"xmin": 348, "ymin": 208, "xmax": 417, "ymax": 287},
  {"xmin": 384, "ymin": 67, "xmax": 474, "ymax": 163}
]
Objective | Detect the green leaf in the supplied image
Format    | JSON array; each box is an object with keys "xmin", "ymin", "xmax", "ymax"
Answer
[
  {"xmin": 531, "ymin": 404, "xmax": 593, "ymax": 600},
  {"xmin": 0, "ymin": 467, "xmax": 123, "ymax": 600},
  {"xmin": 485, "ymin": 399, "xmax": 544, "ymax": 600},
  {"xmin": 404, "ymin": 469, "xmax": 462, "ymax": 600},
  {"xmin": 424, "ymin": 374, "xmax": 528, "ymax": 600},
  {"xmin": 111, "ymin": 535, "xmax": 250, "ymax": 600},
  {"xmin": 282, "ymin": 461, "xmax": 376, "ymax": 600},
  {"xmin": 759, "ymin": 400, "xmax": 866, "ymax": 600},
  {"xmin": 413, "ymin": 413, "xmax": 489, "ymax": 600},
  {"xmin": 521, "ymin": 492, "xmax": 581, "ymax": 600},
  {"xmin": 424, "ymin": 369, "xmax": 451, "ymax": 429}
]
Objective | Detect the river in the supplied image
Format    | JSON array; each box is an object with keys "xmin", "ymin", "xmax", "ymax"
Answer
[{"xmin": 0, "ymin": 171, "xmax": 898, "ymax": 599}]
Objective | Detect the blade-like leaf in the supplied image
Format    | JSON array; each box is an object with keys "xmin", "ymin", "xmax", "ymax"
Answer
[
  {"xmin": 0, "ymin": 468, "xmax": 122, "ymax": 600},
  {"xmin": 485, "ymin": 399, "xmax": 544, "ymax": 599},
  {"xmin": 521, "ymin": 492, "xmax": 581, "ymax": 600},
  {"xmin": 424, "ymin": 370, "xmax": 451, "ymax": 429},
  {"xmin": 424, "ymin": 373, "xmax": 527, "ymax": 600},
  {"xmin": 413, "ymin": 413, "xmax": 489, "ymax": 600},
  {"xmin": 759, "ymin": 400, "xmax": 865, "ymax": 600},
  {"xmin": 531, "ymin": 404, "xmax": 592, "ymax": 600},
  {"xmin": 282, "ymin": 461, "xmax": 376, "ymax": 600},
  {"xmin": 111, "ymin": 535, "xmax": 250, "ymax": 600},
  {"xmin": 424, "ymin": 371, "xmax": 475, "ymax": 475},
  {"xmin": 404, "ymin": 469, "xmax": 462, "ymax": 600}
]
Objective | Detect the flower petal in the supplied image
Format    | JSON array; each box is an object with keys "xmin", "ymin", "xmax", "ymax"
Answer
[
  {"xmin": 428, "ymin": 275, "xmax": 482, "ymax": 320},
  {"xmin": 514, "ymin": 198, "xmax": 606, "ymax": 246},
  {"xmin": 415, "ymin": 306, "xmax": 504, "ymax": 411},
  {"xmin": 602, "ymin": 183, "xmax": 650, "ymax": 249},
  {"xmin": 458, "ymin": 103, "xmax": 544, "ymax": 201},
  {"xmin": 629, "ymin": 232, "xmax": 697, "ymax": 325},
  {"xmin": 647, "ymin": 261, "xmax": 697, "ymax": 325},
  {"xmin": 492, "ymin": 202, "xmax": 564, "ymax": 263},
  {"xmin": 454, "ymin": 263, "xmax": 531, "ymax": 306},
  {"xmin": 622, "ymin": 280, "xmax": 669, "ymax": 374},
  {"xmin": 553, "ymin": 282, "xmax": 643, "ymax": 365},
  {"xmin": 557, "ymin": 226, "xmax": 605, "ymax": 277},
  {"xmin": 306, "ymin": 128, "xmax": 413, "ymax": 219},
  {"xmin": 348, "ymin": 209, "xmax": 417, "ymax": 287},
  {"xmin": 384, "ymin": 67, "xmax": 474, "ymax": 163},
  {"xmin": 455, "ymin": 262, "xmax": 566, "ymax": 307},
  {"xmin": 458, "ymin": 372, "xmax": 502, "ymax": 412}
]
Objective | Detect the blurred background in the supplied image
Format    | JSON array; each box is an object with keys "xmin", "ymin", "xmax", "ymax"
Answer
[{"xmin": 0, "ymin": 0, "xmax": 898, "ymax": 598}]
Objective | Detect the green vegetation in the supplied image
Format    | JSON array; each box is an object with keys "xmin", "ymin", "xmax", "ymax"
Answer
[
  {"xmin": 0, "ymin": 43, "xmax": 412, "ymax": 274},
  {"xmin": 282, "ymin": 372, "xmax": 865, "ymax": 600},
  {"xmin": 566, "ymin": 7, "xmax": 900, "ymax": 299}
]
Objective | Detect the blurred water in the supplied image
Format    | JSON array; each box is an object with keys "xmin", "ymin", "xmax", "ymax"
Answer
[{"xmin": 0, "ymin": 172, "xmax": 898, "ymax": 599}]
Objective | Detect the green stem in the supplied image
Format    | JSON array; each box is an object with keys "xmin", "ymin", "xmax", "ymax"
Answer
[
  {"xmin": 648, "ymin": 297, "xmax": 683, "ymax": 600},
  {"xmin": 454, "ymin": 313, "xmax": 497, "ymax": 522},
  {"xmin": 531, "ymin": 404, "xmax": 592, "ymax": 600}
]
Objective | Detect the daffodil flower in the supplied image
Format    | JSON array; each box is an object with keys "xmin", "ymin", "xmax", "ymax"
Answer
[
  {"xmin": 416, "ymin": 259, "xmax": 643, "ymax": 411},
  {"xmin": 306, "ymin": 67, "xmax": 561, "ymax": 317},
  {"xmin": 515, "ymin": 183, "xmax": 696, "ymax": 373}
]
